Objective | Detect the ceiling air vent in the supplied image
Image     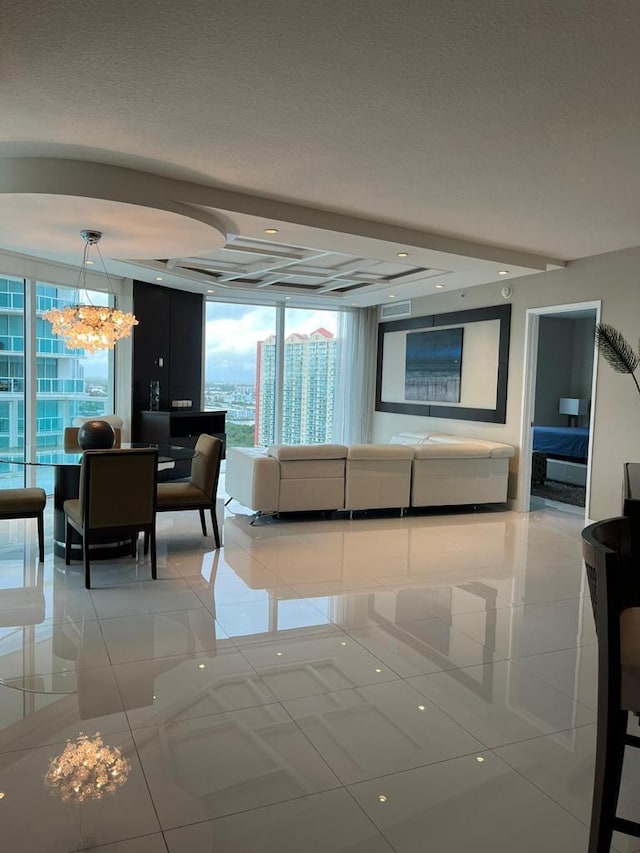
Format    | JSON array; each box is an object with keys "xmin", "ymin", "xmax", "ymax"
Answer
[{"xmin": 381, "ymin": 300, "xmax": 411, "ymax": 319}]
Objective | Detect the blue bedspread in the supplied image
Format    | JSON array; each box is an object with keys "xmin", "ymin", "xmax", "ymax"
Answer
[{"xmin": 532, "ymin": 426, "xmax": 589, "ymax": 460}]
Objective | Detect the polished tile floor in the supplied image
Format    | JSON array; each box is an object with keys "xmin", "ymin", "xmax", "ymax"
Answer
[{"xmin": 0, "ymin": 500, "xmax": 638, "ymax": 852}]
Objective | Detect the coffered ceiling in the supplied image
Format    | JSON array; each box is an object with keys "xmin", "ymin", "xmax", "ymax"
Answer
[{"xmin": 1, "ymin": 0, "xmax": 639, "ymax": 305}]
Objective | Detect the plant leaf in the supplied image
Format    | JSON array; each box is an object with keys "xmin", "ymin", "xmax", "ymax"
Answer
[{"xmin": 595, "ymin": 323, "xmax": 640, "ymax": 374}]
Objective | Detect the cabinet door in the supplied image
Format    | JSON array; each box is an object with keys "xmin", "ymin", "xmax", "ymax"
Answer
[
  {"xmin": 132, "ymin": 281, "xmax": 171, "ymax": 427},
  {"xmin": 169, "ymin": 289, "xmax": 203, "ymax": 407}
]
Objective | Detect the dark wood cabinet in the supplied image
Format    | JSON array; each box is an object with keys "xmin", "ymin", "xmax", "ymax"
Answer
[
  {"xmin": 138, "ymin": 410, "xmax": 226, "ymax": 452},
  {"xmin": 137, "ymin": 410, "xmax": 226, "ymax": 481},
  {"xmin": 131, "ymin": 281, "xmax": 203, "ymax": 437}
]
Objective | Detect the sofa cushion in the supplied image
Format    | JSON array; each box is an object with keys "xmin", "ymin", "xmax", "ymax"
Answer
[
  {"xmin": 348, "ymin": 444, "xmax": 414, "ymax": 460},
  {"xmin": 268, "ymin": 444, "xmax": 347, "ymax": 461},
  {"xmin": 388, "ymin": 432, "xmax": 432, "ymax": 445},
  {"xmin": 413, "ymin": 442, "xmax": 491, "ymax": 459},
  {"xmin": 427, "ymin": 434, "xmax": 514, "ymax": 458}
]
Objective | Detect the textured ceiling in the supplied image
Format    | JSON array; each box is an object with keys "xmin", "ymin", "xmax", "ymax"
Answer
[{"xmin": 1, "ymin": 0, "xmax": 639, "ymax": 295}]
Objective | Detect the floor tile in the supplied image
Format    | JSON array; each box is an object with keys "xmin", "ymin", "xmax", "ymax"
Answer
[
  {"xmin": 240, "ymin": 633, "xmax": 399, "ymax": 700},
  {"xmin": 283, "ymin": 680, "xmax": 483, "ymax": 784},
  {"xmin": 349, "ymin": 751, "xmax": 589, "ymax": 852},
  {"xmin": 113, "ymin": 649, "xmax": 277, "ymax": 727},
  {"xmin": 346, "ymin": 617, "xmax": 499, "ymax": 677},
  {"xmin": 0, "ymin": 735, "xmax": 160, "ymax": 852},
  {"xmin": 214, "ymin": 597, "xmax": 335, "ymax": 645},
  {"xmin": 90, "ymin": 579, "xmax": 203, "ymax": 619},
  {"xmin": 514, "ymin": 644, "xmax": 598, "ymax": 711},
  {"xmin": 78, "ymin": 835, "xmax": 169, "ymax": 853},
  {"xmin": 0, "ymin": 617, "xmax": 110, "ymax": 679},
  {"xmin": 408, "ymin": 659, "xmax": 595, "ymax": 748},
  {"xmin": 132, "ymin": 704, "xmax": 340, "ymax": 828},
  {"xmin": 99, "ymin": 607, "xmax": 231, "ymax": 665},
  {"xmin": 164, "ymin": 788, "xmax": 394, "ymax": 852},
  {"xmin": 0, "ymin": 665, "xmax": 130, "ymax": 753},
  {"xmin": 450, "ymin": 597, "xmax": 596, "ymax": 659}
]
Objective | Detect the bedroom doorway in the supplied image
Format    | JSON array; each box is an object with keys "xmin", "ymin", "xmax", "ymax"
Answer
[{"xmin": 518, "ymin": 301, "xmax": 601, "ymax": 515}]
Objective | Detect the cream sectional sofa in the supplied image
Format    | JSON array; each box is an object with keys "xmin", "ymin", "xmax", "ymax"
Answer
[{"xmin": 225, "ymin": 433, "xmax": 514, "ymax": 519}]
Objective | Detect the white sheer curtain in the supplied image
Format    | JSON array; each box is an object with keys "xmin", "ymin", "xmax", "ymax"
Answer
[{"xmin": 333, "ymin": 306, "xmax": 378, "ymax": 445}]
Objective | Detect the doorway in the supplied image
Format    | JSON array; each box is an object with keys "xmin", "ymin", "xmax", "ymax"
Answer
[{"xmin": 518, "ymin": 301, "xmax": 600, "ymax": 515}]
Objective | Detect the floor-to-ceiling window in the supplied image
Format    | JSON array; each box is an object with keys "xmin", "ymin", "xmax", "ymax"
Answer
[
  {"xmin": 0, "ymin": 275, "xmax": 115, "ymax": 490},
  {"xmin": 204, "ymin": 301, "xmax": 344, "ymax": 449},
  {"xmin": 282, "ymin": 308, "xmax": 339, "ymax": 445},
  {"xmin": 203, "ymin": 303, "xmax": 277, "ymax": 449}
]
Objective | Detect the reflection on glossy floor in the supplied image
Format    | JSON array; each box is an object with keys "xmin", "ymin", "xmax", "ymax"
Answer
[{"xmin": 0, "ymin": 502, "xmax": 637, "ymax": 852}]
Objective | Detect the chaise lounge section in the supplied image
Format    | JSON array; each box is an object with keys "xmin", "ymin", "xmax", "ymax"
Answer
[{"xmin": 225, "ymin": 433, "xmax": 515, "ymax": 519}]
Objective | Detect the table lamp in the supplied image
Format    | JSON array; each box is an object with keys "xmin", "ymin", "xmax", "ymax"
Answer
[{"xmin": 559, "ymin": 397, "xmax": 589, "ymax": 427}]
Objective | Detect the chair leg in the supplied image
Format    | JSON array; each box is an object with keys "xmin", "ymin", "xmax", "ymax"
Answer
[
  {"xmin": 199, "ymin": 508, "xmax": 207, "ymax": 536},
  {"xmin": 83, "ymin": 532, "xmax": 91, "ymax": 589},
  {"xmin": 150, "ymin": 528, "xmax": 157, "ymax": 580},
  {"xmin": 589, "ymin": 708, "xmax": 628, "ymax": 852},
  {"xmin": 143, "ymin": 531, "xmax": 149, "ymax": 555},
  {"xmin": 37, "ymin": 511, "xmax": 44, "ymax": 562},
  {"xmin": 211, "ymin": 507, "xmax": 221, "ymax": 549},
  {"xmin": 131, "ymin": 534, "xmax": 137, "ymax": 558},
  {"xmin": 65, "ymin": 519, "xmax": 72, "ymax": 566}
]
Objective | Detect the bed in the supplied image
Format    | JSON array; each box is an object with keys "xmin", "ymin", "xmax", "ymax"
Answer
[{"xmin": 532, "ymin": 426, "xmax": 589, "ymax": 462}]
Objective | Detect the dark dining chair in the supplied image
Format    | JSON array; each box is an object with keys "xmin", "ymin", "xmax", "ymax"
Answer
[
  {"xmin": 0, "ymin": 487, "xmax": 46, "ymax": 562},
  {"xmin": 155, "ymin": 434, "xmax": 222, "ymax": 548},
  {"xmin": 63, "ymin": 448, "xmax": 158, "ymax": 589},
  {"xmin": 582, "ymin": 515, "xmax": 640, "ymax": 851}
]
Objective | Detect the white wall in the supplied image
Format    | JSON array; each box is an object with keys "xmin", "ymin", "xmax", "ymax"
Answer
[{"xmin": 372, "ymin": 245, "xmax": 640, "ymax": 520}]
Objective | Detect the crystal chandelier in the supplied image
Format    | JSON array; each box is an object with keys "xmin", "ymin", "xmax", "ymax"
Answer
[
  {"xmin": 44, "ymin": 732, "xmax": 130, "ymax": 804},
  {"xmin": 43, "ymin": 230, "xmax": 138, "ymax": 353}
]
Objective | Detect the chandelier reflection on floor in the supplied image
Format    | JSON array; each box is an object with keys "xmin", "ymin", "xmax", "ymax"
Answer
[
  {"xmin": 43, "ymin": 230, "xmax": 138, "ymax": 353},
  {"xmin": 44, "ymin": 732, "xmax": 130, "ymax": 804}
]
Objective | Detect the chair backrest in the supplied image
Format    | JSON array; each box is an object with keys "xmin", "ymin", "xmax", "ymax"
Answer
[
  {"xmin": 191, "ymin": 434, "xmax": 223, "ymax": 501},
  {"xmin": 64, "ymin": 426, "xmax": 122, "ymax": 451},
  {"xmin": 79, "ymin": 448, "xmax": 158, "ymax": 529},
  {"xmin": 581, "ymin": 516, "xmax": 633, "ymax": 702}
]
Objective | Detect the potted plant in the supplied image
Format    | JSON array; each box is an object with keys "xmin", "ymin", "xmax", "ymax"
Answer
[{"xmin": 595, "ymin": 323, "xmax": 640, "ymax": 397}]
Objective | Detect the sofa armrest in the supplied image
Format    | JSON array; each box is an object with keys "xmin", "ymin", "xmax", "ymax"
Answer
[{"xmin": 225, "ymin": 447, "xmax": 280, "ymax": 512}]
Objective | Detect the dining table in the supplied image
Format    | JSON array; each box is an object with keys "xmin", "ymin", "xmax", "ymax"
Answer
[{"xmin": 0, "ymin": 443, "xmax": 196, "ymax": 559}]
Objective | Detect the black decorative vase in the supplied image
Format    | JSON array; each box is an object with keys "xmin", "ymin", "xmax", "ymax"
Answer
[{"xmin": 77, "ymin": 420, "xmax": 116, "ymax": 450}]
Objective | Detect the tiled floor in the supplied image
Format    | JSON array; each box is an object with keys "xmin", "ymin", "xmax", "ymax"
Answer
[{"xmin": 0, "ymin": 499, "xmax": 638, "ymax": 852}]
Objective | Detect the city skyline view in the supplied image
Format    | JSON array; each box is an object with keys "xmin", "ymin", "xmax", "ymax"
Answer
[{"xmin": 204, "ymin": 303, "xmax": 338, "ymax": 384}]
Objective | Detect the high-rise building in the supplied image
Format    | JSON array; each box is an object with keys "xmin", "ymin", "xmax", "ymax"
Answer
[
  {"xmin": 255, "ymin": 328, "xmax": 336, "ymax": 446},
  {"xmin": 0, "ymin": 277, "xmax": 110, "ymax": 455}
]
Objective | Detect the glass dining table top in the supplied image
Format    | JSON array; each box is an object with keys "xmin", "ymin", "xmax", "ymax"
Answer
[{"xmin": 0, "ymin": 443, "xmax": 196, "ymax": 467}]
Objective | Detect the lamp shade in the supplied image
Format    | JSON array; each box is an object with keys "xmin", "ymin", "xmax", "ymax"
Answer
[{"xmin": 559, "ymin": 397, "xmax": 589, "ymax": 416}]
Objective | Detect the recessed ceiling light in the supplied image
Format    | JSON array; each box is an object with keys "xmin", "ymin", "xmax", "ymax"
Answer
[
  {"xmin": 264, "ymin": 228, "xmax": 279, "ymax": 235},
  {"xmin": 476, "ymin": 756, "xmax": 485, "ymax": 763},
  {"xmin": 276, "ymin": 651, "xmax": 283, "ymax": 656},
  {"xmin": 340, "ymin": 641, "xmax": 347, "ymax": 646},
  {"xmin": 155, "ymin": 276, "xmax": 163, "ymax": 281},
  {"xmin": 417, "ymin": 705, "xmax": 426, "ymax": 711},
  {"xmin": 375, "ymin": 668, "xmax": 382, "ymax": 673},
  {"xmin": 388, "ymin": 294, "xmax": 396, "ymax": 299},
  {"xmin": 285, "ymin": 296, "xmax": 291, "ymax": 300},
  {"xmin": 0, "ymin": 792, "xmax": 5, "ymax": 799},
  {"xmin": 435, "ymin": 283, "xmax": 445, "ymax": 289},
  {"xmin": 498, "ymin": 270, "xmax": 509, "ymax": 276},
  {"xmin": 85, "ymin": 260, "xmax": 94, "ymax": 265},
  {"xmin": 207, "ymin": 289, "xmax": 214, "ymax": 293},
  {"xmin": 397, "ymin": 252, "xmax": 409, "ymax": 258},
  {"xmin": 377, "ymin": 794, "xmax": 387, "ymax": 803},
  {"xmin": 198, "ymin": 663, "xmax": 206, "ymax": 669}
]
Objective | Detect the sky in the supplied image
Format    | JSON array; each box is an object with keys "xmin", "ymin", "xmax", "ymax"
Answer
[{"xmin": 204, "ymin": 303, "xmax": 339, "ymax": 384}]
